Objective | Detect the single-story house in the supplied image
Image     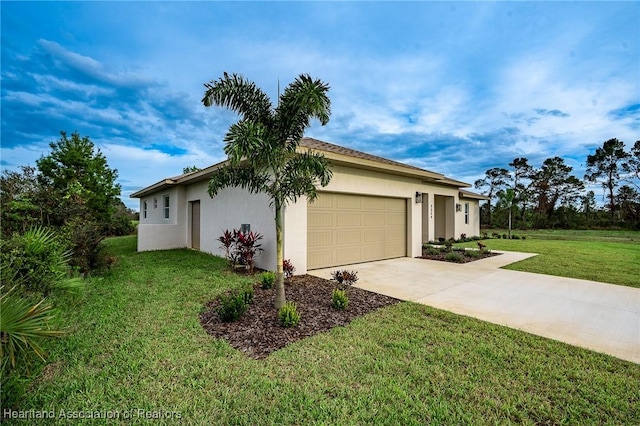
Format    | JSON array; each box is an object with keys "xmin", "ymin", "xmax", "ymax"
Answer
[{"xmin": 131, "ymin": 137, "xmax": 487, "ymax": 274}]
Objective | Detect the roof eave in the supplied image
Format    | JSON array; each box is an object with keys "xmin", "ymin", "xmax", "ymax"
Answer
[
  {"xmin": 130, "ymin": 179, "xmax": 178, "ymax": 198},
  {"xmin": 130, "ymin": 159, "xmax": 230, "ymax": 198},
  {"xmin": 459, "ymin": 190, "xmax": 489, "ymax": 200}
]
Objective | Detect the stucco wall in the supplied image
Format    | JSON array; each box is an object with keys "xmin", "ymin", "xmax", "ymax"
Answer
[
  {"xmin": 184, "ymin": 181, "xmax": 276, "ymax": 272},
  {"xmin": 137, "ymin": 187, "xmax": 187, "ymax": 251},
  {"xmin": 456, "ymin": 198, "xmax": 481, "ymax": 238}
]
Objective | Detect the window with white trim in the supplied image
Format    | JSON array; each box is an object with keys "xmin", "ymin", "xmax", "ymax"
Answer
[
  {"xmin": 143, "ymin": 201, "xmax": 148, "ymax": 219},
  {"xmin": 464, "ymin": 202, "xmax": 469, "ymax": 225},
  {"xmin": 164, "ymin": 195, "xmax": 170, "ymax": 219}
]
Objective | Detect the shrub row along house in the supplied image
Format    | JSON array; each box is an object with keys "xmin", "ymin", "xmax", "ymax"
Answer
[{"xmin": 131, "ymin": 137, "xmax": 486, "ymax": 274}]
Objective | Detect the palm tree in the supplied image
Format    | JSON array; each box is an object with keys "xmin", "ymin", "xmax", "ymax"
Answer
[
  {"xmin": 202, "ymin": 73, "xmax": 332, "ymax": 309},
  {"xmin": 496, "ymin": 188, "xmax": 515, "ymax": 239}
]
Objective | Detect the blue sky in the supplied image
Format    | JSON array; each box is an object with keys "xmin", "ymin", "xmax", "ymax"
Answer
[{"xmin": 2, "ymin": 1, "xmax": 638, "ymax": 211}]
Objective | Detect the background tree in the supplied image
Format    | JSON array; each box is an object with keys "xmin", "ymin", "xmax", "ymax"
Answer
[
  {"xmin": 37, "ymin": 131, "xmax": 121, "ymax": 227},
  {"xmin": 31, "ymin": 131, "xmax": 123, "ymax": 272},
  {"xmin": 202, "ymin": 73, "xmax": 332, "ymax": 309},
  {"xmin": 584, "ymin": 138, "xmax": 629, "ymax": 225},
  {"xmin": 622, "ymin": 140, "xmax": 640, "ymax": 191},
  {"xmin": 495, "ymin": 188, "xmax": 516, "ymax": 237},
  {"xmin": 474, "ymin": 168, "xmax": 510, "ymax": 227},
  {"xmin": 0, "ymin": 166, "xmax": 52, "ymax": 236},
  {"xmin": 509, "ymin": 157, "xmax": 533, "ymax": 228},
  {"xmin": 616, "ymin": 185, "xmax": 640, "ymax": 227},
  {"xmin": 530, "ymin": 157, "xmax": 584, "ymax": 227},
  {"xmin": 183, "ymin": 165, "xmax": 201, "ymax": 174},
  {"xmin": 580, "ymin": 191, "xmax": 598, "ymax": 227}
]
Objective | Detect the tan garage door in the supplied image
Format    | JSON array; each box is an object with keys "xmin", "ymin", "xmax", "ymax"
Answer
[{"xmin": 307, "ymin": 193, "xmax": 406, "ymax": 269}]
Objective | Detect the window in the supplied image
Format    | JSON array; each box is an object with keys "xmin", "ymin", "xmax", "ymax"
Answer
[
  {"xmin": 464, "ymin": 203, "xmax": 469, "ymax": 225},
  {"xmin": 164, "ymin": 195, "xmax": 170, "ymax": 219},
  {"xmin": 153, "ymin": 198, "xmax": 158, "ymax": 209},
  {"xmin": 143, "ymin": 201, "xmax": 148, "ymax": 219}
]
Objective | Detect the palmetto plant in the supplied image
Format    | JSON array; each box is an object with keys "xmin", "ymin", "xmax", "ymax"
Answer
[
  {"xmin": 1, "ymin": 225, "xmax": 72, "ymax": 295},
  {"xmin": 202, "ymin": 73, "xmax": 332, "ymax": 308},
  {"xmin": 0, "ymin": 286, "xmax": 64, "ymax": 370}
]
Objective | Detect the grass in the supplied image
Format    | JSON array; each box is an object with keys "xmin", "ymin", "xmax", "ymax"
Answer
[
  {"xmin": 460, "ymin": 229, "xmax": 640, "ymax": 288},
  {"xmin": 5, "ymin": 235, "xmax": 639, "ymax": 424}
]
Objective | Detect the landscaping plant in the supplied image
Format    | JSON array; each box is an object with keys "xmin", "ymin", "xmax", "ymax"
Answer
[
  {"xmin": 331, "ymin": 289, "xmax": 348, "ymax": 310},
  {"xmin": 445, "ymin": 252, "xmax": 464, "ymax": 262},
  {"xmin": 217, "ymin": 229, "xmax": 264, "ymax": 273},
  {"xmin": 235, "ymin": 231, "xmax": 264, "ymax": 274},
  {"xmin": 261, "ymin": 271, "xmax": 276, "ymax": 289},
  {"xmin": 217, "ymin": 229, "xmax": 236, "ymax": 266},
  {"xmin": 278, "ymin": 301, "xmax": 301, "ymax": 327},
  {"xmin": 330, "ymin": 270, "xmax": 359, "ymax": 289},
  {"xmin": 283, "ymin": 259, "xmax": 296, "ymax": 279},
  {"xmin": 215, "ymin": 285, "xmax": 254, "ymax": 322},
  {"xmin": 444, "ymin": 238, "xmax": 455, "ymax": 252}
]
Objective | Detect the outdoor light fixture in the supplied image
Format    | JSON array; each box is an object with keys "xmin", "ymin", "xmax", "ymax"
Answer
[{"xmin": 415, "ymin": 192, "xmax": 423, "ymax": 203}]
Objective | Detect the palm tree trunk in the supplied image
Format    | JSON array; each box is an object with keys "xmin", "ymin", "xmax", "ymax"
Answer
[{"xmin": 274, "ymin": 200, "xmax": 286, "ymax": 309}]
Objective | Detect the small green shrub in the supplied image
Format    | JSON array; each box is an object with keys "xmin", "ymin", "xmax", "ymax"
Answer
[
  {"xmin": 260, "ymin": 271, "xmax": 276, "ymax": 289},
  {"xmin": 466, "ymin": 250, "xmax": 482, "ymax": 258},
  {"xmin": 108, "ymin": 212, "xmax": 135, "ymax": 236},
  {"xmin": 522, "ymin": 235, "xmax": 527, "ymax": 240},
  {"xmin": 422, "ymin": 245, "xmax": 440, "ymax": 256},
  {"xmin": 491, "ymin": 232, "xmax": 499, "ymax": 238},
  {"xmin": 278, "ymin": 301, "xmax": 301, "ymax": 328},
  {"xmin": 512, "ymin": 235, "xmax": 520, "ymax": 240},
  {"xmin": 216, "ymin": 286, "xmax": 253, "ymax": 322},
  {"xmin": 502, "ymin": 233, "xmax": 508, "ymax": 239},
  {"xmin": 60, "ymin": 219, "xmax": 107, "ymax": 275},
  {"xmin": 331, "ymin": 289, "xmax": 348, "ymax": 310},
  {"xmin": 445, "ymin": 252, "xmax": 463, "ymax": 262},
  {"xmin": 241, "ymin": 285, "xmax": 254, "ymax": 305},
  {"xmin": 0, "ymin": 226, "xmax": 71, "ymax": 296},
  {"xmin": 444, "ymin": 238, "xmax": 455, "ymax": 252}
]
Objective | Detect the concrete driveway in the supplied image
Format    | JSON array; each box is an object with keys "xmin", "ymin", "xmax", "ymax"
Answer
[{"xmin": 309, "ymin": 252, "xmax": 640, "ymax": 364}]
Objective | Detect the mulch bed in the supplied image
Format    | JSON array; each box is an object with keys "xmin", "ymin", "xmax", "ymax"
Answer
[
  {"xmin": 418, "ymin": 250, "xmax": 501, "ymax": 264},
  {"xmin": 199, "ymin": 275, "xmax": 400, "ymax": 359}
]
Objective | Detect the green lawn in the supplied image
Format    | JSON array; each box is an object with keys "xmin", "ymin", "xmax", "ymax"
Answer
[
  {"xmin": 6, "ymin": 235, "xmax": 639, "ymax": 424},
  {"xmin": 460, "ymin": 229, "xmax": 640, "ymax": 288}
]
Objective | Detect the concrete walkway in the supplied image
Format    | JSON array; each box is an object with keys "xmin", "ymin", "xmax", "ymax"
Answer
[{"xmin": 309, "ymin": 252, "xmax": 640, "ymax": 364}]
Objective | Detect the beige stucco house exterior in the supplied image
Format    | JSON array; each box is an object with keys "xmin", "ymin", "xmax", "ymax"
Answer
[{"xmin": 131, "ymin": 138, "xmax": 486, "ymax": 274}]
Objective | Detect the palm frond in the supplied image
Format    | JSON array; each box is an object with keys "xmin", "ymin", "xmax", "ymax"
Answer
[
  {"xmin": 280, "ymin": 152, "xmax": 333, "ymax": 204},
  {"xmin": 202, "ymin": 73, "xmax": 273, "ymax": 124},
  {"xmin": 0, "ymin": 286, "xmax": 63, "ymax": 369},
  {"xmin": 274, "ymin": 74, "xmax": 331, "ymax": 150},
  {"xmin": 223, "ymin": 120, "xmax": 269, "ymax": 165}
]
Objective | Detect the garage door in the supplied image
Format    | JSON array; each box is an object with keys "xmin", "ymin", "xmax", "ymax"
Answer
[{"xmin": 307, "ymin": 193, "xmax": 406, "ymax": 269}]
